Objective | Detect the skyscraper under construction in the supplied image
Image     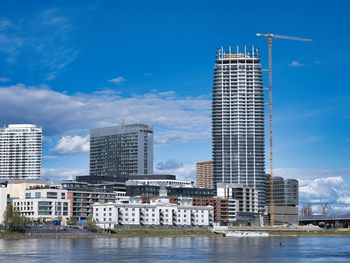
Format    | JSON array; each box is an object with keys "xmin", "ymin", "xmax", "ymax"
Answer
[{"xmin": 212, "ymin": 46, "xmax": 266, "ymax": 210}]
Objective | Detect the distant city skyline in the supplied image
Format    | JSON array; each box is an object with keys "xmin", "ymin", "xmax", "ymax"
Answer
[{"xmin": 0, "ymin": 1, "xmax": 349, "ymax": 207}]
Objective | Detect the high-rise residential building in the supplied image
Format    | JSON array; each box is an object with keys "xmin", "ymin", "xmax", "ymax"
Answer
[
  {"xmin": 196, "ymin": 161, "xmax": 214, "ymax": 188},
  {"xmin": 90, "ymin": 124, "xmax": 153, "ymax": 177},
  {"xmin": 212, "ymin": 46, "xmax": 266, "ymax": 210},
  {"xmin": 0, "ymin": 124, "xmax": 42, "ymax": 180}
]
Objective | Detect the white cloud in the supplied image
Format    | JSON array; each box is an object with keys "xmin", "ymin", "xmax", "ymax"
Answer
[
  {"xmin": 274, "ymin": 167, "xmax": 350, "ymax": 181},
  {"xmin": 155, "ymin": 160, "xmax": 196, "ymax": 180},
  {"xmin": 54, "ymin": 135, "xmax": 90, "ymax": 153},
  {"xmin": 0, "ymin": 84, "xmax": 211, "ymax": 145},
  {"xmin": 42, "ymin": 167, "xmax": 88, "ymax": 181},
  {"xmin": 289, "ymin": 60, "xmax": 303, "ymax": 67},
  {"xmin": 0, "ymin": 77, "xmax": 10, "ymax": 82},
  {"xmin": 299, "ymin": 176, "xmax": 345, "ymax": 203},
  {"xmin": 109, "ymin": 76, "xmax": 126, "ymax": 84},
  {"xmin": 275, "ymin": 168, "xmax": 350, "ymax": 206}
]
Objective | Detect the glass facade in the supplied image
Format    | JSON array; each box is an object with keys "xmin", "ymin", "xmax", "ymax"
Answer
[{"xmin": 90, "ymin": 124, "xmax": 153, "ymax": 177}]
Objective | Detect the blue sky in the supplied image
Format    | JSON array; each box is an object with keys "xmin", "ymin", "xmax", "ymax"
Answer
[{"xmin": 0, "ymin": 0, "xmax": 349, "ymax": 206}]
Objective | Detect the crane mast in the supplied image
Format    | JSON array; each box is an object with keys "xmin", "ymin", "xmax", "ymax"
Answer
[{"xmin": 256, "ymin": 33, "xmax": 312, "ymax": 226}]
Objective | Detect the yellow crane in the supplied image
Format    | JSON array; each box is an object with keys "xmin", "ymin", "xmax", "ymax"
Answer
[{"xmin": 256, "ymin": 33, "xmax": 312, "ymax": 226}]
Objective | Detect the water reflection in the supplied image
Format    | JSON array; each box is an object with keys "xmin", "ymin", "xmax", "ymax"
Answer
[{"xmin": 0, "ymin": 237, "xmax": 350, "ymax": 262}]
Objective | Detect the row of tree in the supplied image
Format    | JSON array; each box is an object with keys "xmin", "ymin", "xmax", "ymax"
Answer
[{"xmin": 3, "ymin": 204, "xmax": 26, "ymax": 232}]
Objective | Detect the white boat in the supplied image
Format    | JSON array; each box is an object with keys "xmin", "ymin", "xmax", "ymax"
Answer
[{"xmin": 224, "ymin": 231, "xmax": 269, "ymax": 237}]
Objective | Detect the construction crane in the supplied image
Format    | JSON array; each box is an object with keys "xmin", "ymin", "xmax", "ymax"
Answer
[{"xmin": 256, "ymin": 33, "xmax": 312, "ymax": 226}]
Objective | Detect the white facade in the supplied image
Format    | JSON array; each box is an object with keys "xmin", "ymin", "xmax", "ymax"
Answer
[
  {"xmin": 0, "ymin": 124, "xmax": 42, "ymax": 180},
  {"xmin": 12, "ymin": 188, "xmax": 70, "ymax": 221},
  {"xmin": 0, "ymin": 185, "xmax": 7, "ymax": 224},
  {"xmin": 126, "ymin": 179, "xmax": 193, "ymax": 188},
  {"xmin": 93, "ymin": 197, "xmax": 213, "ymax": 229}
]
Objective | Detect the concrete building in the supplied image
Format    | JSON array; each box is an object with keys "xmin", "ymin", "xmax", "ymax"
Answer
[
  {"xmin": 90, "ymin": 124, "xmax": 153, "ymax": 177},
  {"xmin": 12, "ymin": 188, "xmax": 71, "ymax": 222},
  {"xmin": 266, "ymin": 176, "xmax": 299, "ymax": 225},
  {"xmin": 192, "ymin": 197, "xmax": 229, "ymax": 224},
  {"xmin": 0, "ymin": 183, "xmax": 7, "ymax": 224},
  {"xmin": 212, "ymin": 47, "xmax": 266, "ymax": 210},
  {"xmin": 0, "ymin": 124, "xmax": 42, "ymax": 180},
  {"xmin": 93, "ymin": 197, "xmax": 213, "ymax": 229},
  {"xmin": 196, "ymin": 161, "xmax": 214, "ymax": 189},
  {"xmin": 125, "ymin": 182, "xmax": 214, "ymax": 199},
  {"xmin": 61, "ymin": 182, "xmax": 118, "ymax": 221},
  {"xmin": 6, "ymin": 181, "xmax": 49, "ymax": 199},
  {"xmin": 217, "ymin": 183, "xmax": 259, "ymax": 224}
]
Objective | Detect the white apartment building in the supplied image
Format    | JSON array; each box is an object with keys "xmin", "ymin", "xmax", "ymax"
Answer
[
  {"xmin": 0, "ymin": 124, "xmax": 42, "ymax": 180},
  {"xmin": 93, "ymin": 197, "xmax": 213, "ymax": 229},
  {"xmin": 12, "ymin": 188, "xmax": 71, "ymax": 222}
]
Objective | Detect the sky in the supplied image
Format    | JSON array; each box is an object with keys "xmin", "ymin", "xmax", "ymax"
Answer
[{"xmin": 0, "ymin": 0, "xmax": 349, "ymax": 209}]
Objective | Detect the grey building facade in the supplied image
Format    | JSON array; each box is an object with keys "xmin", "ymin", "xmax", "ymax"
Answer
[
  {"xmin": 266, "ymin": 176, "xmax": 299, "ymax": 225},
  {"xmin": 0, "ymin": 124, "xmax": 42, "ymax": 180},
  {"xmin": 90, "ymin": 124, "xmax": 153, "ymax": 177},
  {"xmin": 212, "ymin": 46, "xmax": 265, "ymax": 210}
]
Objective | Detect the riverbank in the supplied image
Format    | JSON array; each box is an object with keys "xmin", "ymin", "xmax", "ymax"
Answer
[
  {"xmin": 0, "ymin": 228, "xmax": 217, "ymax": 239},
  {"xmin": 269, "ymin": 229, "xmax": 350, "ymax": 236},
  {"xmin": 2, "ymin": 228, "xmax": 350, "ymax": 239}
]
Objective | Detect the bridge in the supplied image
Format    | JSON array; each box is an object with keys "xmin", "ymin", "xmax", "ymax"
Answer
[{"xmin": 299, "ymin": 217, "xmax": 350, "ymax": 228}]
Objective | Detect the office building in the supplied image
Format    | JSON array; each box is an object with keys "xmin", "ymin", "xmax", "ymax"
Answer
[
  {"xmin": 196, "ymin": 161, "xmax": 214, "ymax": 188},
  {"xmin": 212, "ymin": 46, "xmax": 265, "ymax": 209},
  {"xmin": 266, "ymin": 176, "xmax": 299, "ymax": 225},
  {"xmin": 0, "ymin": 124, "xmax": 42, "ymax": 180},
  {"xmin": 90, "ymin": 124, "xmax": 153, "ymax": 177}
]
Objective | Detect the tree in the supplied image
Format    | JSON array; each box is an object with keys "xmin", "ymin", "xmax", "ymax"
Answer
[
  {"xmin": 3, "ymin": 204, "xmax": 26, "ymax": 232},
  {"xmin": 86, "ymin": 217, "xmax": 97, "ymax": 232},
  {"xmin": 67, "ymin": 216, "xmax": 77, "ymax": 226}
]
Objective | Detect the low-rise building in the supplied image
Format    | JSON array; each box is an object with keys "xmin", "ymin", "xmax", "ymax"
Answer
[
  {"xmin": 126, "ymin": 181, "xmax": 214, "ymax": 198},
  {"xmin": 93, "ymin": 195, "xmax": 213, "ymax": 229},
  {"xmin": 12, "ymin": 188, "xmax": 71, "ymax": 222},
  {"xmin": 192, "ymin": 197, "xmax": 229, "ymax": 224}
]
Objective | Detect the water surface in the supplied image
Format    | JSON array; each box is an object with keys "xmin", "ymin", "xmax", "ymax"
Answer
[{"xmin": 0, "ymin": 236, "xmax": 349, "ymax": 262}]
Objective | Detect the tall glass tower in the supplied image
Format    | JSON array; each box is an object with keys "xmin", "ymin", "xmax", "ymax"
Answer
[{"xmin": 212, "ymin": 46, "xmax": 266, "ymax": 209}]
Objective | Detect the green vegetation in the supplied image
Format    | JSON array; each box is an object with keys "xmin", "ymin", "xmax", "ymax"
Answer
[
  {"xmin": 67, "ymin": 217, "xmax": 77, "ymax": 226},
  {"xmin": 86, "ymin": 217, "xmax": 97, "ymax": 232},
  {"xmin": 3, "ymin": 204, "xmax": 26, "ymax": 232}
]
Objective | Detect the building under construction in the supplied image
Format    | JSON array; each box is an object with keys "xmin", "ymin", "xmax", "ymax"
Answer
[{"xmin": 212, "ymin": 46, "xmax": 266, "ymax": 211}]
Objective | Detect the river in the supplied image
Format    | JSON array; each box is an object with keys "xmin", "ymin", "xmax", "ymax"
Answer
[{"xmin": 0, "ymin": 236, "xmax": 349, "ymax": 262}]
